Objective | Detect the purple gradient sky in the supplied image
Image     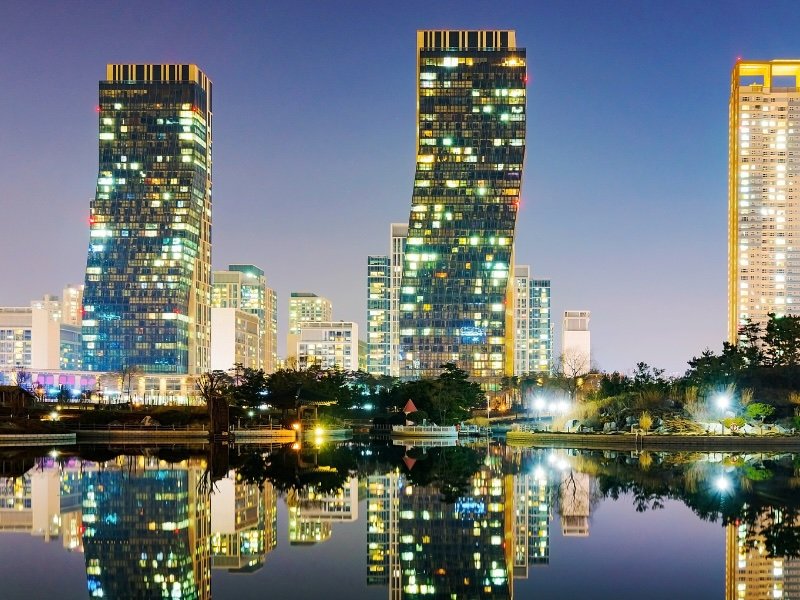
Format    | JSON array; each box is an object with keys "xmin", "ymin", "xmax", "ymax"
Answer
[{"xmin": 1, "ymin": 0, "xmax": 798, "ymax": 372}]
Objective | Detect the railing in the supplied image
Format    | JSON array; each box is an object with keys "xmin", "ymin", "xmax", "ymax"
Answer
[
  {"xmin": 231, "ymin": 424, "xmax": 286, "ymax": 432},
  {"xmin": 72, "ymin": 423, "xmax": 206, "ymax": 431},
  {"xmin": 393, "ymin": 425, "xmax": 457, "ymax": 434}
]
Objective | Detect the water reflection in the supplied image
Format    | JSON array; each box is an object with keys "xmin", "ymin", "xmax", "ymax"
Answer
[
  {"xmin": 82, "ymin": 457, "xmax": 211, "ymax": 599},
  {"xmin": 0, "ymin": 444, "xmax": 798, "ymax": 598}
]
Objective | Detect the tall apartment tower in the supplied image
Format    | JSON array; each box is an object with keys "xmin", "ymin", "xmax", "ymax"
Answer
[
  {"xmin": 512, "ymin": 266, "xmax": 552, "ymax": 376},
  {"xmin": 367, "ymin": 223, "xmax": 409, "ymax": 377},
  {"xmin": 390, "ymin": 223, "xmax": 408, "ymax": 377},
  {"xmin": 367, "ymin": 256, "xmax": 391, "ymax": 375},
  {"xmin": 530, "ymin": 278, "xmax": 553, "ymax": 374},
  {"xmin": 82, "ymin": 64, "xmax": 213, "ymax": 374},
  {"xmin": 212, "ymin": 264, "xmax": 277, "ymax": 372},
  {"xmin": 286, "ymin": 293, "xmax": 332, "ymax": 362},
  {"xmin": 729, "ymin": 60, "xmax": 800, "ymax": 341},
  {"xmin": 399, "ymin": 30, "xmax": 526, "ymax": 387}
]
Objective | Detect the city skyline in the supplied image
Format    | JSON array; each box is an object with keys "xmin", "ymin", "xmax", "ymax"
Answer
[{"xmin": 2, "ymin": 1, "xmax": 800, "ymax": 372}]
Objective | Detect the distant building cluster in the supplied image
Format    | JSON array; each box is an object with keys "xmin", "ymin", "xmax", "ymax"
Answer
[{"xmin": 20, "ymin": 29, "xmax": 800, "ymax": 399}]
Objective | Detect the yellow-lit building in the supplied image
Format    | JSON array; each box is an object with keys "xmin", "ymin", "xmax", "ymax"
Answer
[
  {"xmin": 726, "ymin": 512, "xmax": 800, "ymax": 599},
  {"xmin": 728, "ymin": 60, "xmax": 800, "ymax": 341}
]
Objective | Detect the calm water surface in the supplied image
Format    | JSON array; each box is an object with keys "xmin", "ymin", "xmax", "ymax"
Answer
[{"xmin": 0, "ymin": 441, "xmax": 796, "ymax": 599}]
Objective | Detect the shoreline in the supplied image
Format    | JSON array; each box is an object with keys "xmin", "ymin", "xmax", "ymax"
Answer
[{"xmin": 506, "ymin": 431, "xmax": 800, "ymax": 451}]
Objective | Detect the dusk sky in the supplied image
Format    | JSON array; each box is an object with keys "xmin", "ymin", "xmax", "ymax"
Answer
[{"xmin": 2, "ymin": 0, "xmax": 799, "ymax": 373}]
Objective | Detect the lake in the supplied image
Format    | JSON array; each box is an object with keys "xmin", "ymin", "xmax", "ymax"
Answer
[{"xmin": 0, "ymin": 441, "xmax": 796, "ymax": 599}]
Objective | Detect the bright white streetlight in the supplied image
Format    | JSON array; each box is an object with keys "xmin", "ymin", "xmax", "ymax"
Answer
[
  {"xmin": 714, "ymin": 475, "xmax": 731, "ymax": 493},
  {"xmin": 714, "ymin": 394, "xmax": 730, "ymax": 411}
]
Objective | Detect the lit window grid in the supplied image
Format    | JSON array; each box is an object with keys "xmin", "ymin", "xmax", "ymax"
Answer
[
  {"xmin": 399, "ymin": 45, "xmax": 526, "ymax": 383},
  {"xmin": 83, "ymin": 69, "xmax": 212, "ymax": 374},
  {"xmin": 729, "ymin": 62, "xmax": 800, "ymax": 341}
]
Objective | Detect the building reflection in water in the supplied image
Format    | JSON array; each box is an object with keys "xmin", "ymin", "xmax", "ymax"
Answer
[
  {"xmin": 288, "ymin": 476, "xmax": 359, "ymax": 545},
  {"xmin": 209, "ymin": 470, "xmax": 277, "ymax": 572},
  {"xmin": 512, "ymin": 462, "xmax": 552, "ymax": 579},
  {"xmin": 391, "ymin": 452, "xmax": 513, "ymax": 599},
  {"xmin": 367, "ymin": 470, "xmax": 404, "ymax": 596},
  {"xmin": 0, "ymin": 458, "xmax": 84, "ymax": 551},
  {"xmin": 726, "ymin": 509, "xmax": 800, "ymax": 600},
  {"xmin": 82, "ymin": 456, "xmax": 211, "ymax": 599}
]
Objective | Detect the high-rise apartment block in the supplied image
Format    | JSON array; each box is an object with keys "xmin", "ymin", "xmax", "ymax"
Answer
[
  {"xmin": 212, "ymin": 265, "xmax": 277, "ymax": 372},
  {"xmin": 287, "ymin": 292, "xmax": 332, "ymax": 363},
  {"xmin": 390, "ymin": 223, "xmax": 408, "ymax": 376},
  {"xmin": 728, "ymin": 60, "xmax": 800, "ymax": 341},
  {"xmin": 399, "ymin": 30, "xmax": 526, "ymax": 387},
  {"xmin": 367, "ymin": 223, "xmax": 408, "ymax": 377},
  {"xmin": 512, "ymin": 266, "xmax": 552, "ymax": 376},
  {"xmin": 82, "ymin": 64, "xmax": 213, "ymax": 375},
  {"xmin": 367, "ymin": 256, "xmax": 391, "ymax": 375}
]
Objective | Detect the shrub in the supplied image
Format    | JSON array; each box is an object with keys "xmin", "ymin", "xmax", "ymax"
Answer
[{"xmin": 639, "ymin": 411, "xmax": 653, "ymax": 433}]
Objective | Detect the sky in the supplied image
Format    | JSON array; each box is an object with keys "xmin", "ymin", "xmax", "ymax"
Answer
[{"xmin": 1, "ymin": 0, "xmax": 799, "ymax": 373}]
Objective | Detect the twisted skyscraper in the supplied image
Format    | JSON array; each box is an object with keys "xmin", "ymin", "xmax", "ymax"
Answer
[{"xmin": 399, "ymin": 31, "xmax": 526, "ymax": 387}]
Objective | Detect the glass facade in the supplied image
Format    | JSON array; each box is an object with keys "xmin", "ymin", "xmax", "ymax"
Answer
[
  {"xmin": 367, "ymin": 255, "xmax": 391, "ymax": 375},
  {"xmin": 399, "ymin": 31, "xmax": 526, "ymax": 386},
  {"xmin": 82, "ymin": 64, "xmax": 213, "ymax": 374}
]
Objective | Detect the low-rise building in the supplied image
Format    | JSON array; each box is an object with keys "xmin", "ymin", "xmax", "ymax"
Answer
[{"xmin": 294, "ymin": 322, "xmax": 358, "ymax": 371}]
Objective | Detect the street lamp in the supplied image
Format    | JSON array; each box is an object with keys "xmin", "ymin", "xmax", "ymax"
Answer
[{"xmin": 714, "ymin": 394, "xmax": 730, "ymax": 412}]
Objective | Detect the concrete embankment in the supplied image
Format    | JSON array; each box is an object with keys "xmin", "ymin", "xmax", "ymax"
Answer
[
  {"xmin": 75, "ymin": 429, "xmax": 210, "ymax": 444},
  {"xmin": 0, "ymin": 433, "xmax": 77, "ymax": 446},
  {"xmin": 234, "ymin": 429, "xmax": 296, "ymax": 443},
  {"xmin": 506, "ymin": 431, "xmax": 800, "ymax": 452}
]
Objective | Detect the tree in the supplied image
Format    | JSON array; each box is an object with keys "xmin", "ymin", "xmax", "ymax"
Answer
[
  {"xmin": 118, "ymin": 364, "xmax": 142, "ymax": 402},
  {"xmin": 737, "ymin": 319, "xmax": 764, "ymax": 366},
  {"xmin": 230, "ymin": 366, "xmax": 268, "ymax": 409},
  {"xmin": 721, "ymin": 416, "xmax": 746, "ymax": 434},
  {"xmin": 745, "ymin": 402, "xmax": 775, "ymax": 434},
  {"xmin": 762, "ymin": 313, "xmax": 800, "ymax": 367},
  {"xmin": 558, "ymin": 348, "xmax": 590, "ymax": 400},
  {"xmin": 197, "ymin": 370, "xmax": 233, "ymax": 434}
]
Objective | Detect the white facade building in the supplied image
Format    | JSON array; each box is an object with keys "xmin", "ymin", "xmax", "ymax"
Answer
[
  {"xmin": 287, "ymin": 292, "xmax": 333, "ymax": 363},
  {"xmin": 0, "ymin": 293, "xmax": 82, "ymax": 372},
  {"xmin": 210, "ymin": 308, "xmax": 260, "ymax": 371},
  {"xmin": 561, "ymin": 310, "xmax": 590, "ymax": 374},
  {"xmin": 295, "ymin": 321, "xmax": 358, "ymax": 371}
]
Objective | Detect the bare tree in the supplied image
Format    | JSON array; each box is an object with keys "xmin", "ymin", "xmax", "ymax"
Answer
[
  {"xmin": 557, "ymin": 348, "xmax": 590, "ymax": 400},
  {"xmin": 118, "ymin": 364, "xmax": 142, "ymax": 403}
]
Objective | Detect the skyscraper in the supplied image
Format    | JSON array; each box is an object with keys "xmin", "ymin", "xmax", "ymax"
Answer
[
  {"xmin": 399, "ymin": 30, "xmax": 526, "ymax": 387},
  {"xmin": 82, "ymin": 64, "xmax": 213, "ymax": 375},
  {"xmin": 729, "ymin": 60, "xmax": 800, "ymax": 341}
]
